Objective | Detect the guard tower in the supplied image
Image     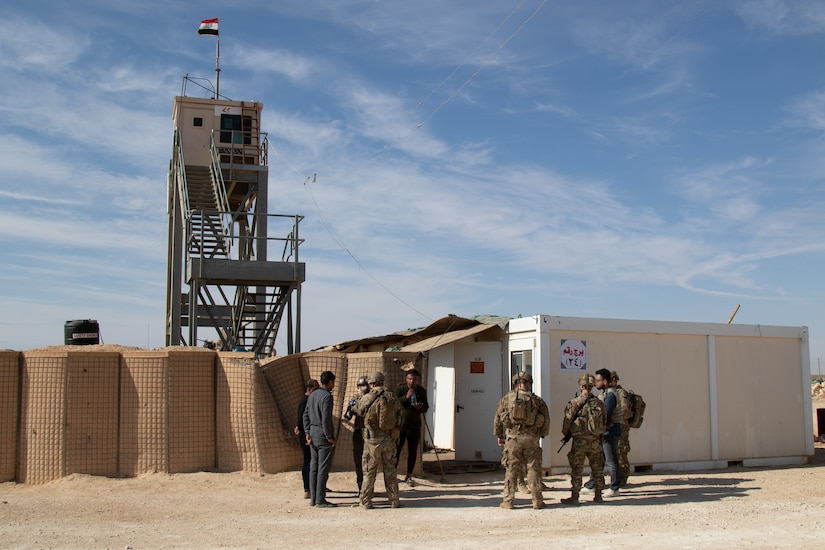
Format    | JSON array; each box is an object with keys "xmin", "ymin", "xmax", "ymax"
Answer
[{"xmin": 166, "ymin": 85, "xmax": 305, "ymax": 356}]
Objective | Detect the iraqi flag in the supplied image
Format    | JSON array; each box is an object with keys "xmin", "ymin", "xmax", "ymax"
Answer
[{"xmin": 198, "ymin": 18, "xmax": 219, "ymax": 35}]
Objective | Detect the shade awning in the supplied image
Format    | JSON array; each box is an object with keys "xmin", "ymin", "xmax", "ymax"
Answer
[{"xmin": 400, "ymin": 323, "xmax": 503, "ymax": 352}]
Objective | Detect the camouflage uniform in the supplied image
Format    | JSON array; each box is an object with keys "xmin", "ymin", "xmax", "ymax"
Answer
[
  {"xmin": 561, "ymin": 380, "xmax": 607, "ymax": 504},
  {"xmin": 610, "ymin": 371, "xmax": 632, "ymax": 486},
  {"xmin": 614, "ymin": 385, "xmax": 632, "ymax": 485},
  {"xmin": 493, "ymin": 373, "xmax": 550, "ymax": 509},
  {"xmin": 354, "ymin": 376, "xmax": 400, "ymax": 509}
]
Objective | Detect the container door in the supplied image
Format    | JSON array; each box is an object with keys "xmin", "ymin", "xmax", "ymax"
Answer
[{"xmin": 454, "ymin": 341, "xmax": 503, "ymax": 462}]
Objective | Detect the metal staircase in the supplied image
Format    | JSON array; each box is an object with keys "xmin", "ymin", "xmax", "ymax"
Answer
[{"xmin": 185, "ymin": 165, "xmax": 230, "ymax": 258}]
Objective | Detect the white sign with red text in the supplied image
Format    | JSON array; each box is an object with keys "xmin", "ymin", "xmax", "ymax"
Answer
[{"xmin": 560, "ymin": 339, "xmax": 587, "ymax": 371}]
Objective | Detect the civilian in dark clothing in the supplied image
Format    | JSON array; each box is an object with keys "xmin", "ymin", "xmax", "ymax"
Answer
[
  {"xmin": 293, "ymin": 379, "xmax": 319, "ymax": 498},
  {"xmin": 344, "ymin": 376, "xmax": 370, "ymax": 494},
  {"xmin": 394, "ymin": 368, "xmax": 429, "ymax": 486},
  {"xmin": 302, "ymin": 371, "xmax": 337, "ymax": 507}
]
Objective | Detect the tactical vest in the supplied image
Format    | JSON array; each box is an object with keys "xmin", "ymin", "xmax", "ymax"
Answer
[
  {"xmin": 505, "ymin": 390, "xmax": 545, "ymax": 434},
  {"xmin": 570, "ymin": 394, "xmax": 606, "ymax": 437},
  {"xmin": 364, "ymin": 389, "xmax": 401, "ymax": 438}
]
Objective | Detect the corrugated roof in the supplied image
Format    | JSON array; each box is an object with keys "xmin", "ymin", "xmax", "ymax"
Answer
[
  {"xmin": 325, "ymin": 314, "xmax": 510, "ymax": 353},
  {"xmin": 400, "ymin": 323, "xmax": 504, "ymax": 352}
]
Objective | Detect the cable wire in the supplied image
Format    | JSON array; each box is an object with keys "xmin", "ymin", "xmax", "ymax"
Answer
[
  {"xmin": 268, "ymin": 145, "xmax": 434, "ymax": 323},
  {"xmin": 417, "ymin": 0, "xmax": 548, "ymax": 128}
]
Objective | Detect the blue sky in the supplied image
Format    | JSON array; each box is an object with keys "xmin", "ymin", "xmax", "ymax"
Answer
[{"xmin": 1, "ymin": 1, "xmax": 824, "ymax": 368}]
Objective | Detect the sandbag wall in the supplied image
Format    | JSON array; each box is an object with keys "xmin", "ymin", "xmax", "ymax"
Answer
[
  {"xmin": 4, "ymin": 347, "xmax": 304, "ymax": 484},
  {"xmin": 0, "ymin": 350, "xmax": 20, "ymax": 482},
  {"xmin": 216, "ymin": 352, "xmax": 289, "ymax": 473},
  {"xmin": 2, "ymin": 347, "xmax": 423, "ymax": 484},
  {"xmin": 119, "ymin": 348, "xmax": 216, "ymax": 477},
  {"xmin": 17, "ymin": 350, "xmax": 121, "ymax": 484},
  {"xmin": 259, "ymin": 352, "xmax": 347, "ymax": 470}
]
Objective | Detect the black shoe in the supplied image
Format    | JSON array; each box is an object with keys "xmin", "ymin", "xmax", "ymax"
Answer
[{"xmin": 316, "ymin": 501, "xmax": 337, "ymax": 508}]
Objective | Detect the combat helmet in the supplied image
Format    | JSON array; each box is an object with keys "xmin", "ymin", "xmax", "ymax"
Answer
[
  {"xmin": 578, "ymin": 373, "xmax": 595, "ymax": 389},
  {"xmin": 368, "ymin": 371, "xmax": 385, "ymax": 385},
  {"xmin": 512, "ymin": 371, "xmax": 533, "ymax": 385},
  {"xmin": 610, "ymin": 370, "xmax": 619, "ymax": 382},
  {"xmin": 356, "ymin": 376, "xmax": 369, "ymax": 387}
]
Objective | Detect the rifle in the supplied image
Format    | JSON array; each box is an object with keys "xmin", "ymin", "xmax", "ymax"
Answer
[
  {"xmin": 557, "ymin": 433, "xmax": 571, "ymax": 453},
  {"xmin": 557, "ymin": 389, "xmax": 589, "ymax": 453}
]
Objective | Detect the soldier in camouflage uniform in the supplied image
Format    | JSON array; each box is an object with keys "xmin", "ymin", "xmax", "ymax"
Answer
[
  {"xmin": 354, "ymin": 371, "xmax": 401, "ymax": 509},
  {"xmin": 493, "ymin": 371, "xmax": 550, "ymax": 509},
  {"xmin": 561, "ymin": 373, "xmax": 606, "ymax": 505},
  {"xmin": 509, "ymin": 376, "xmax": 532, "ymax": 495},
  {"xmin": 611, "ymin": 370, "xmax": 632, "ymax": 486}
]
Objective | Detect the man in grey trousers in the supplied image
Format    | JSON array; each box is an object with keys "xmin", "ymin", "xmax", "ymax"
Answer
[{"xmin": 303, "ymin": 370, "xmax": 337, "ymax": 507}]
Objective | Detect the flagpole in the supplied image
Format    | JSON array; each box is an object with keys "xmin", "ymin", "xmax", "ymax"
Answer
[
  {"xmin": 198, "ymin": 18, "xmax": 220, "ymax": 98},
  {"xmin": 215, "ymin": 36, "xmax": 221, "ymax": 99}
]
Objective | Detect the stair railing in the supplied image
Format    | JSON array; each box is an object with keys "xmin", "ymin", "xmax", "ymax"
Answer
[
  {"xmin": 173, "ymin": 129, "xmax": 191, "ymax": 219},
  {"xmin": 208, "ymin": 131, "xmax": 234, "ymax": 255}
]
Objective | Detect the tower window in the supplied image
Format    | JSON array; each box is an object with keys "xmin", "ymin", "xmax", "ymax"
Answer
[
  {"xmin": 193, "ymin": 117, "xmax": 203, "ymax": 127},
  {"xmin": 219, "ymin": 114, "xmax": 253, "ymax": 144}
]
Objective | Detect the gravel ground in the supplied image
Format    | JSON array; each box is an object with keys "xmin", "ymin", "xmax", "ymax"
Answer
[{"xmin": 1, "ymin": 444, "xmax": 824, "ymax": 549}]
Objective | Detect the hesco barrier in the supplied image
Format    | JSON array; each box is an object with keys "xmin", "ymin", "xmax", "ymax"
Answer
[
  {"xmin": 217, "ymin": 352, "xmax": 288, "ymax": 473},
  {"xmin": 0, "ymin": 350, "xmax": 19, "ymax": 482},
  {"xmin": 2, "ymin": 347, "xmax": 420, "ymax": 484}
]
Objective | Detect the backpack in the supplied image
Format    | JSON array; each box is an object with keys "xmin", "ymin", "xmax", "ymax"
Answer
[
  {"xmin": 509, "ymin": 390, "xmax": 539, "ymax": 427},
  {"xmin": 572, "ymin": 395, "xmax": 606, "ymax": 437},
  {"xmin": 378, "ymin": 391, "xmax": 401, "ymax": 432},
  {"xmin": 365, "ymin": 390, "xmax": 401, "ymax": 433},
  {"xmin": 627, "ymin": 391, "xmax": 646, "ymax": 429},
  {"xmin": 616, "ymin": 387, "xmax": 633, "ymax": 423}
]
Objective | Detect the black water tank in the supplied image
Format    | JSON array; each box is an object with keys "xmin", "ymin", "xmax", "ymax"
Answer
[{"xmin": 64, "ymin": 319, "xmax": 100, "ymax": 345}]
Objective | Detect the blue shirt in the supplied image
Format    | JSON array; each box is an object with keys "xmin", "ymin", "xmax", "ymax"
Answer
[{"xmin": 603, "ymin": 390, "xmax": 621, "ymax": 436}]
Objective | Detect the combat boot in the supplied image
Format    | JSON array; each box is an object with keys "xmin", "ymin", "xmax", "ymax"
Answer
[
  {"xmin": 532, "ymin": 500, "xmax": 545, "ymax": 509},
  {"xmin": 499, "ymin": 501, "xmax": 514, "ymax": 509},
  {"xmin": 593, "ymin": 489, "xmax": 603, "ymax": 503},
  {"xmin": 560, "ymin": 493, "xmax": 579, "ymax": 506},
  {"xmin": 518, "ymin": 481, "xmax": 531, "ymax": 494}
]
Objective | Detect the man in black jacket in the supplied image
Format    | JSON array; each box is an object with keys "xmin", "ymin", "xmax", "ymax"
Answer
[{"xmin": 394, "ymin": 367, "xmax": 429, "ymax": 486}]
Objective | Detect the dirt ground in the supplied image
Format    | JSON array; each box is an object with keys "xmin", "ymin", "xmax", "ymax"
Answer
[{"xmin": 2, "ymin": 445, "xmax": 825, "ymax": 550}]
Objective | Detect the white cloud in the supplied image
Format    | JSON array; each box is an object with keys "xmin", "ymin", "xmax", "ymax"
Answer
[
  {"xmin": 785, "ymin": 90, "xmax": 825, "ymax": 131},
  {"xmin": 735, "ymin": 0, "xmax": 825, "ymax": 35},
  {"xmin": 230, "ymin": 43, "xmax": 319, "ymax": 83},
  {"xmin": 0, "ymin": 15, "xmax": 88, "ymax": 71}
]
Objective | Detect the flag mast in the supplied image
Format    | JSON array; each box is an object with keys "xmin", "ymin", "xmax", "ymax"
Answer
[
  {"xmin": 197, "ymin": 18, "xmax": 220, "ymax": 98},
  {"xmin": 215, "ymin": 35, "xmax": 220, "ymax": 99}
]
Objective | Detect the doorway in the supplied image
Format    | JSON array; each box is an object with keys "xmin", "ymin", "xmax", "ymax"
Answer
[{"xmin": 453, "ymin": 341, "xmax": 503, "ymax": 461}]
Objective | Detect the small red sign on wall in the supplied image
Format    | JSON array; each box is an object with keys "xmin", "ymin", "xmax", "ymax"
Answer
[{"xmin": 470, "ymin": 361, "xmax": 485, "ymax": 374}]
